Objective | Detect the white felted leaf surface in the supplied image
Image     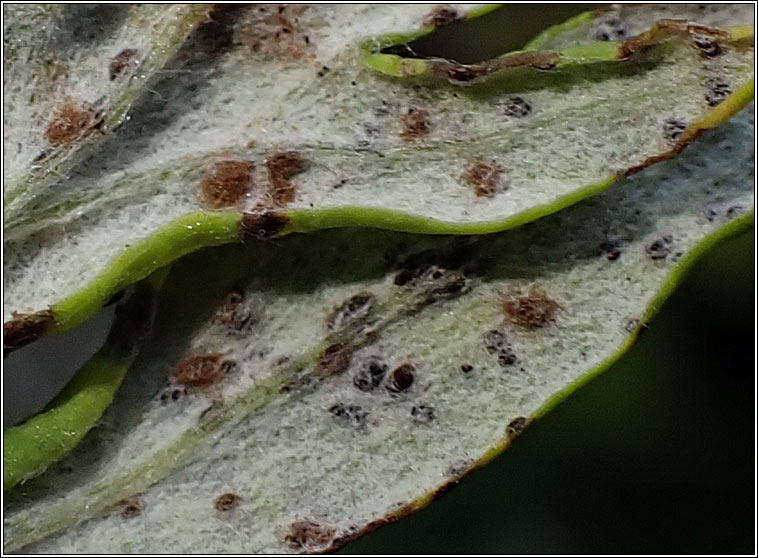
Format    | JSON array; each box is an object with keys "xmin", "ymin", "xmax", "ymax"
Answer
[
  {"xmin": 4, "ymin": 102, "xmax": 753, "ymax": 553},
  {"xmin": 3, "ymin": 4, "xmax": 753, "ymax": 332}
]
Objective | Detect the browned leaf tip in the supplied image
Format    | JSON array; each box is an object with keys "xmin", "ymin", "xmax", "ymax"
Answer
[{"xmin": 3, "ymin": 309, "xmax": 56, "ymax": 356}]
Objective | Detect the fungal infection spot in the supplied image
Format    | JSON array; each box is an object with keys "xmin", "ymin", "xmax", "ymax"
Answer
[
  {"xmin": 353, "ymin": 357, "xmax": 388, "ymax": 392},
  {"xmin": 726, "ymin": 205, "xmax": 744, "ymax": 219},
  {"xmin": 645, "ymin": 237, "xmax": 672, "ymax": 260},
  {"xmin": 317, "ymin": 343, "xmax": 353, "ymax": 376},
  {"xmin": 502, "ymin": 287, "xmax": 561, "ymax": 329},
  {"xmin": 663, "ymin": 117, "xmax": 687, "ymax": 142},
  {"xmin": 460, "ymin": 364, "xmax": 474, "ymax": 375},
  {"xmin": 692, "ymin": 34, "xmax": 722, "ymax": 57},
  {"xmin": 446, "ymin": 458, "xmax": 472, "ymax": 477},
  {"xmin": 214, "ymin": 289, "xmax": 256, "ymax": 334},
  {"xmin": 401, "ymin": 107, "xmax": 431, "ymax": 140},
  {"xmin": 44, "ymin": 97, "xmax": 101, "ymax": 146},
  {"xmin": 704, "ymin": 78, "xmax": 732, "ymax": 106},
  {"xmin": 598, "ymin": 238, "xmax": 621, "ymax": 261},
  {"xmin": 484, "ymin": 329, "xmax": 518, "ymax": 367},
  {"xmin": 266, "ymin": 150, "xmax": 304, "ymax": 206},
  {"xmin": 285, "ymin": 519, "xmax": 336, "ymax": 552},
  {"xmin": 503, "ymin": 96, "xmax": 532, "ymax": 118},
  {"xmin": 326, "ymin": 291, "xmax": 375, "ymax": 331},
  {"xmin": 174, "ymin": 353, "xmax": 235, "ymax": 388},
  {"xmin": 239, "ymin": 211, "xmax": 290, "ymax": 240},
  {"xmin": 424, "ymin": 6, "xmax": 460, "ymax": 28},
  {"xmin": 386, "ymin": 363, "xmax": 415, "ymax": 394},
  {"xmin": 109, "ymin": 48, "xmax": 139, "ymax": 80},
  {"xmin": 329, "ymin": 402, "xmax": 369, "ymax": 428},
  {"xmin": 118, "ymin": 497, "xmax": 142, "ymax": 519},
  {"xmin": 506, "ymin": 416, "xmax": 528, "ymax": 441},
  {"xmin": 446, "ymin": 63, "xmax": 487, "ymax": 83},
  {"xmin": 215, "ymin": 492, "xmax": 241, "ymax": 512},
  {"xmin": 411, "ymin": 404, "xmax": 435, "ymax": 423},
  {"xmin": 200, "ymin": 160, "xmax": 254, "ymax": 209},
  {"xmin": 595, "ymin": 14, "xmax": 627, "ymax": 41},
  {"xmin": 463, "ymin": 159, "xmax": 503, "ymax": 198}
]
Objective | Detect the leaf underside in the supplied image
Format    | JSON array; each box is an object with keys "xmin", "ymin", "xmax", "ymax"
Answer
[
  {"xmin": 2, "ymin": 4, "xmax": 755, "ymax": 554},
  {"xmin": 2, "ymin": 4, "xmax": 754, "ymax": 336}
]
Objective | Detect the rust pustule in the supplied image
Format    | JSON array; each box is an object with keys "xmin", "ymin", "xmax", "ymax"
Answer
[
  {"xmin": 506, "ymin": 416, "xmax": 528, "ymax": 441},
  {"xmin": 200, "ymin": 160, "xmax": 254, "ymax": 208},
  {"xmin": 326, "ymin": 291, "xmax": 375, "ymax": 331},
  {"xmin": 44, "ymin": 97, "xmax": 101, "ymax": 146},
  {"xmin": 109, "ymin": 48, "xmax": 139, "ymax": 80},
  {"xmin": 118, "ymin": 497, "xmax": 142, "ymax": 519},
  {"xmin": 317, "ymin": 343, "xmax": 353, "ymax": 376},
  {"xmin": 285, "ymin": 519, "xmax": 336, "ymax": 552},
  {"xmin": 266, "ymin": 150, "xmax": 304, "ymax": 206},
  {"xmin": 401, "ymin": 107, "xmax": 431, "ymax": 140},
  {"xmin": 215, "ymin": 492, "xmax": 241, "ymax": 511},
  {"xmin": 386, "ymin": 363, "xmax": 415, "ymax": 394},
  {"xmin": 424, "ymin": 6, "xmax": 460, "ymax": 28},
  {"xmin": 3, "ymin": 309, "xmax": 56, "ymax": 356},
  {"xmin": 239, "ymin": 211, "xmax": 290, "ymax": 240},
  {"xmin": 174, "ymin": 353, "xmax": 234, "ymax": 388},
  {"xmin": 502, "ymin": 287, "xmax": 561, "ymax": 328},
  {"xmin": 463, "ymin": 160, "xmax": 502, "ymax": 198}
]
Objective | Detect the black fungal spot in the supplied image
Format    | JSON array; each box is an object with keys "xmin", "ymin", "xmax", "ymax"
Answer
[
  {"xmin": 317, "ymin": 65, "xmax": 330, "ymax": 77},
  {"xmin": 215, "ymin": 492, "xmax": 241, "ymax": 511},
  {"xmin": 599, "ymin": 239, "xmax": 621, "ymax": 261},
  {"xmin": 726, "ymin": 205, "xmax": 744, "ymax": 219},
  {"xmin": 386, "ymin": 363, "xmax": 415, "ymax": 394},
  {"xmin": 503, "ymin": 96, "xmax": 531, "ymax": 118},
  {"xmin": 109, "ymin": 48, "xmax": 139, "ymax": 80},
  {"xmin": 329, "ymin": 402, "xmax": 369, "ymax": 428},
  {"xmin": 484, "ymin": 329, "xmax": 518, "ymax": 367},
  {"xmin": 663, "ymin": 117, "xmax": 687, "ymax": 142},
  {"xmin": 411, "ymin": 404, "xmax": 435, "ymax": 423},
  {"xmin": 119, "ymin": 497, "xmax": 142, "ymax": 519},
  {"xmin": 285, "ymin": 519, "xmax": 336, "ymax": 552},
  {"xmin": 506, "ymin": 416, "xmax": 528, "ymax": 441},
  {"xmin": 704, "ymin": 78, "xmax": 732, "ymax": 107},
  {"xmin": 460, "ymin": 364, "xmax": 474, "ymax": 375},
  {"xmin": 645, "ymin": 238, "xmax": 671, "ymax": 260},
  {"xmin": 595, "ymin": 15, "xmax": 627, "ymax": 41},
  {"xmin": 704, "ymin": 208, "xmax": 718, "ymax": 222},
  {"xmin": 317, "ymin": 343, "xmax": 353, "ymax": 376},
  {"xmin": 326, "ymin": 291, "xmax": 375, "ymax": 331},
  {"xmin": 353, "ymin": 357, "xmax": 388, "ymax": 392},
  {"xmin": 692, "ymin": 34, "xmax": 722, "ymax": 57}
]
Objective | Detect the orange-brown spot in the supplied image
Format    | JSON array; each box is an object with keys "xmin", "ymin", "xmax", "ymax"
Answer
[
  {"xmin": 200, "ymin": 160, "xmax": 254, "ymax": 209},
  {"xmin": 266, "ymin": 150, "xmax": 304, "ymax": 206},
  {"xmin": 109, "ymin": 48, "xmax": 139, "ymax": 80},
  {"xmin": 118, "ymin": 497, "xmax": 142, "ymax": 519},
  {"xmin": 317, "ymin": 343, "xmax": 353, "ymax": 376},
  {"xmin": 174, "ymin": 353, "xmax": 234, "ymax": 388},
  {"xmin": 401, "ymin": 107, "xmax": 431, "ymax": 140},
  {"xmin": 215, "ymin": 492, "xmax": 241, "ymax": 512},
  {"xmin": 285, "ymin": 519, "xmax": 336, "ymax": 552},
  {"xmin": 463, "ymin": 160, "xmax": 502, "ymax": 198},
  {"xmin": 44, "ymin": 97, "xmax": 100, "ymax": 146},
  {"xmin": 424, "ymin": 6, "xmax": 460, "ymax": 28},
  {"xmin": 502, "ymin": 287, "xmax": 561, "ymax": 328},
  {"xmin": 3, "ymin": 309, "xmax": 56, "ymax": 356}
]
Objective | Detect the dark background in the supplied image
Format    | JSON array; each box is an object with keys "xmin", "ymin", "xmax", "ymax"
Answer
[{"xmin": 340, "ymin": 5, "xmax": 756, "ymax": 554}]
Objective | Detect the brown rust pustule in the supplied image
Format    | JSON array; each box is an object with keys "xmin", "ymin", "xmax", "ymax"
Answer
[
  {"xmin": 463, "ymin": 160, "xmax": 502, "ymax": 198},
  {"xmin": 118, "ymin": 497, "xmax": 142, "ymax": 519},
  {"xmin": 266, "ymin": 150, "xmax": 305, "ymax": 206},
  {"xmin": 317, "ymin": 343, "xmax": 353, "ymax": 376},
  {"xmin": 285, "ymin": 519, "xmax": 336, "ymax": 552},
  {"xmin": 400, "ymin": 107, "xmax": 431, "ymax": 140},
  {"xmin": 174, "ymin": 353, "xmax": 235, "ymax": 388},
  {"xmin": 3, "ymin": 309, "xmax": 56, "ymax": 356},
  {"xmin": 214, "ymin": 492, "xmax": 241, "ymax": 512},
  {"xmin": 386, "ymin": 363, "xmax": 415, "ymax": 394},
  {"xmin": 200, "ymin": 160, "xmax": 254, "ymax": 208},
  {"xmin": 109, "ymin": 48, "xmax": 139, "ymax": 80},
  {"xmin": 502, "ymin": 287, "xmax": 561, "ymax": 329},
  {"xmin": 44, "ymin": 97, "xmax": 101, "ymax": 146},
  {"xmin": 239, "ymin": 211, "xmax": 290, "ymax": 240},
  {"xmin": 506, "ymin": 416, "xmax": 528, "ymax": 441},
  {"xmin": 424, "ymin": 6, "xmax": 460, "ymax": 28}
]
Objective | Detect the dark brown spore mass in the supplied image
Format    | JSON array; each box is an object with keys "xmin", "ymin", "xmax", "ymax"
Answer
[{"xmin": 200, "ymin": 160, "xmax": 254, "ymax": 208}]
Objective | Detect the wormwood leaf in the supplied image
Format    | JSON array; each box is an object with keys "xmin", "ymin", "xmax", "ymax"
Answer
[
  {"xmin": 4, "ymin": 101, "xmax": 753, "ymax": 552},
  {"xmin": 2, "ymin": 4, "xmax": 754, "ymax": 346}
]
